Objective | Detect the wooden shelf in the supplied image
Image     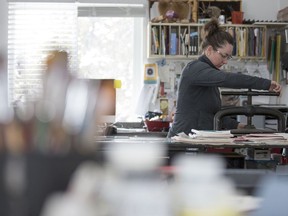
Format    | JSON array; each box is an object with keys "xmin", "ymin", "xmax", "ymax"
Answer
[
  {"xmin": 147, "ymin": 22, "xmax": 267, "ymax": 60},
  {"xmin": 198, "ymin": 0, "xmax": 242, "ymax": 20},
  {"xmin": 148, "ymin": 0, "xmax": 195, "ymax": 21},
  {"xmin": 148, "ymin": 0, "xmax": 243, "ymax": 24},
  {"xmin": 199, "ymin": 0, "xmax": 241, "ymax": 2},
  {"xmin": 146, "ymin": 1, "xmax": 280, "ymax": 61},
  {"xmin": 253, "ymin": 22, "xmax": 288, "ymax": 27}
]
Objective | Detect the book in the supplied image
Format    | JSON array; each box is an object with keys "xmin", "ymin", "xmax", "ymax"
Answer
[
  {"xmin": 151, "ymin": 26, "xmax": 159, "ymax": 54},
  {"xmin": 161, "ymin": 28, "xmax": 166, "ymax": 55}
]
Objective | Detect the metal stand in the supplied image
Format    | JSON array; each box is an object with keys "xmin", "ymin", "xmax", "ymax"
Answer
[{"xmin": 214, "ymin": 89, "xmax": 285, "ymax": 133}]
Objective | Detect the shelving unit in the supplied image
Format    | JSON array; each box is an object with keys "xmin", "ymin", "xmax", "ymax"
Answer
[
  {"xmin": 198, "ymin": 0, "xmax": 242, "ymax": 21},
  {"xmin": 148, "ymin": 0, "xmax": 242, "ymax": 23},
  {"xmin": 148, "ymin": 0, "xmax": 194, "ymax": 21},
  {"xmin": 148, "ymin": 22, "xmax": 201, "ymax": 59},
  {"xmin": 148, "ymin": 22, "xmax": 267, "ymax": 60}
]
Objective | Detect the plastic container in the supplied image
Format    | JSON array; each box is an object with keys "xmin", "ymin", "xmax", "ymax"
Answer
[
  {"xmin": 231, "ymin": 11, "xmax": 243, "ymax": 24},
  {"xmin": 145, "ymin": 120, "xmax": 170, "ymax": 132}
]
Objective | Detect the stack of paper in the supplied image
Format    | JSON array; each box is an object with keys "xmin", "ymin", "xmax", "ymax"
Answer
[
  {"xmin": 171, "ymin": 131, "xmax": 288, "ymax": 146},
  {"xmin": 171, "ymin": 130, "xmax": 234, "ymax": 144},
  {"xmin": 189, "ymin": 129, "xmax": 233, "ymax": 138},
  {"xmin": 234, "ymin": 133, "xmax": 287, "ymax": 142}
]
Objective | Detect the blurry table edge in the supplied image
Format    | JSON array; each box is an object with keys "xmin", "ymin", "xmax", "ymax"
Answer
[{"xmin": 95, "ymin": 136, "xmax": 288, "ymax": 150}]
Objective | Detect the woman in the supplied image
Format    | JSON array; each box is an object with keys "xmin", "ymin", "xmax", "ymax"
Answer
[{"xmin": 167, "ymin": 18, "xmax": 281, "ymax": 138}]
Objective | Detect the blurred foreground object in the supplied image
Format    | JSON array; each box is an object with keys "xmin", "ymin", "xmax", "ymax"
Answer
[
  {"xmin": 41, "ymin": 141, "xmax": 170, "ymax": 216},
  {"xmin": 172, "ymin": 155, "xmax": 240, "ymax": 216}
]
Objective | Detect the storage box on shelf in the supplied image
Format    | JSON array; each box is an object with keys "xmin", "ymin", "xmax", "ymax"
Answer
[
  {"xmin": 277, "ymin": 6, "xmax": 288, "ymax": 22},
  {"xmin": 198, "ymin": 0, "xmax": 242, "ymax": 23},
  {"xmin": 148, "ymin": 0, "xmax": 242, "ymax": 24},
  {"xmin": 145, "ymin": 119, "xmax": 170, "ymax": 132},
  {"xmin": 148, "ymin": 22, "xmax": 267, "ymax": 60}
]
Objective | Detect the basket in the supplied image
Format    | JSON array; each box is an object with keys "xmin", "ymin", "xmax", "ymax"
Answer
[{"xmin": 145, "ymin": 120, "xmax": 170, "ymax": 132}]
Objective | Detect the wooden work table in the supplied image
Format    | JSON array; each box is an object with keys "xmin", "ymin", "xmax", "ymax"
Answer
[
  {"xmin": 95, "ymin": 134, "xmax": 288, "ymax": 148},
  {"xmin": 95, "ymin": 133, "xmax": 288, "ymax": 169}
]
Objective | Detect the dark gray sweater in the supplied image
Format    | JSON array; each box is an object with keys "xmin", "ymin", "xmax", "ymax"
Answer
[{"xmin": 168, "ymin": 55, "xmax": 271, "ymax": 137}]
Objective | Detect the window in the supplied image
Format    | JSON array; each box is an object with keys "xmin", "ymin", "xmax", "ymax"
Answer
[
  {"xmin": 77, "ymin": 6, "xmax": 144, "ymax": 122},
  {"xmin": 8, "ymin": 3, "xmax": 78, "ymax": 105},
  {"xmin": 8, "ymin": 2, "xmax": 145, "ymax": 122}
]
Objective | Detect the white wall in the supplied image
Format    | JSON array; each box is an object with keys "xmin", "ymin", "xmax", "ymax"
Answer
[
  {"xmin": 242, "ymin": 0, "xmax": 274, "ymax": 20},
  {"xmin": 1, "ymin": 0, "xmax": 288, "ymax": 105},
  {"xmin": 1, "ymin": 0, "xmax": 286, "ymax": 52},
  {"xmin": 242, "ymin": 0, "xmax": 287, "ymax": 21},
  {"xmin": 279, "ymin": 0, "xmax": 288, "ymax": 10}
]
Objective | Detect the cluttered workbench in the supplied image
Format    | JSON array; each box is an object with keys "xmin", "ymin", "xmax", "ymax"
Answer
[
  {"xmin": 1, "ymin": 128, "xmax": 288, "ymax": 216},
  {"xmin": 95, "ymin": 129, "xmax": 288, "ymax": 170}
]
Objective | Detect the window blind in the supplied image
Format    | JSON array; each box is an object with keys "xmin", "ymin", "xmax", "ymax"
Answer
[
  {"xmin": 78, "ymin": 5, "xmax": 146, "ymax": 17},
  {"xmin": 8, "ymin": 3, "xmax": 77, "ymax": 106},
  {"xmin": 77, "ymin": 0, "xmax": 146, "ymax": 4}
]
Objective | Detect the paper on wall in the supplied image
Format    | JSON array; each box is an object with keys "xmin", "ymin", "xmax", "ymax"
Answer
[
  {"xmin": 158, "ymin": 64, "xmax": 170, "ymax": 83},
  {"xmin": 135, "ymin": 83, "xmax": 158, "ymax": 116}
]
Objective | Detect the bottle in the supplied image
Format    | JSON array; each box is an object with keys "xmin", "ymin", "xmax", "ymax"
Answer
[
  {"xmin": 105, "ymin": 142, "xmax": 171, "ymax": 216},
  {"xmin": 218, "ymin": 15, "xmax": 225, "ymax": 24},
  {"xmin": 172, "ymin": 155, "xmax": 240, "ymax": 216}
]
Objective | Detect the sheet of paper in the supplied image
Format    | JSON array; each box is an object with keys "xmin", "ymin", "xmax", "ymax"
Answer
[
  {"xmin": 135, "ymin": 84, "xmax": 156, "ymax": 116},
  {"xmin": 158, "ymin": 64, "xmax": 170, "ymax": 83}
]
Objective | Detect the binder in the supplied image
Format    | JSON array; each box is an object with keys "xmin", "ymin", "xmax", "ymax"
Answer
[
  {"xmin": 254, "ymin": 28, "xmax": 259, "ymax": 56},
  {"xmin": 228, "ymin": 27, "xmax": 237, "ymax": 56},
  {"xmin": 170, "ymin": 32, "xmax": 177, "ymax": 55},
  {"xmin": 184, "ymin": 33, "xmax": 190, "ymax": 56},
  {"xmin": 275, "ymin": 34, "xmax": 282, "ymax": 83},
  {"xmin": 190, "ymin": 32, "xmax": 198, "ymax": 55},
  {"xmin": 269, "ymin": 36, "xmax": 276, "ymax": 76},
  {"xmin": 161, "ymin": 28, "xmax": 166, "ymax": 55},
  {"xmin": 248, "ymin": 28, "xmax": 254, "ymax": 56},
  {"xmin": 151, "ymin": 26, "xmax": 159, "ymax": 54}
]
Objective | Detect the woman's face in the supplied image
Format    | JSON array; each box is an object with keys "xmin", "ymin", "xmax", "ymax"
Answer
[{"xmin": 206, "ymin": 43, "xmax": 233, "ymax": 69}]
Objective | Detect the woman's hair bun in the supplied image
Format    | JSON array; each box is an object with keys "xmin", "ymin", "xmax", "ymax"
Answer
[
  {"xmin": 200, "ymin": 18, "xmax": 234, "ymax": 50},
  {"xmin": 203, "ymin": 18, "xmax": 220, "ymax": 38}
]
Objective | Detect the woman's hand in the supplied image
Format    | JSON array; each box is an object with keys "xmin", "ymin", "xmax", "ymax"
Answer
[{"xmin": 269, "ymin": 81, "xmax": 282, "ymax": 93}]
